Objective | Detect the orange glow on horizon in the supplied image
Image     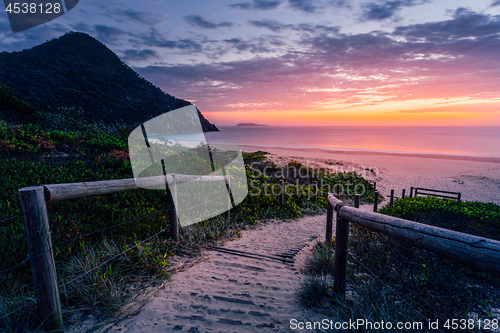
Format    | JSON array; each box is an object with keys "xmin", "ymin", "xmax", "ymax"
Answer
[{"xmin": 205, "ymin": 103, "xmax": 500, "ymax": 127}]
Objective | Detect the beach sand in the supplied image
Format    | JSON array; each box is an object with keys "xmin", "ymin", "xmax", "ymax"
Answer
[
  {"xmin": 98, "ymin": 215, "xmax": 328, "ymax": 333},
  {"xmin": 241, "ymin": 145, "xmax": 500, "ymax": 205}
]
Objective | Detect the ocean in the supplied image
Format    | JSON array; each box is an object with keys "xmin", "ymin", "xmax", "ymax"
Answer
[{"xmin": 204, "ymin": 126, "xmax": 500, "ymax": 158}]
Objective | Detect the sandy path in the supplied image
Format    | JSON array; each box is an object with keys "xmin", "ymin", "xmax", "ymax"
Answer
[{"xmin": 101, "ymin": 215, "xmax": 329, "ymax": 332}]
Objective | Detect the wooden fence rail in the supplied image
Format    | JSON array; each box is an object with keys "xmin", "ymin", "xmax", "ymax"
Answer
[
  {"xmin": 410, "ymin": 187, "xmax": 461, "ymax": 201},
  {"xmin": 326, "ymin": 193, "xmax": 500, "ymax": 298},
  {"xmin": 18, "ymin": 174, "xmax": 229, "ymax": 332}
]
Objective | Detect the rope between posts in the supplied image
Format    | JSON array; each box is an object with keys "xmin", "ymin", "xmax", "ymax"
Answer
[
  {"xmin": 0, "ymin": 206, "xmax": 170, "ymax": 276},
  {"xmin": 0, "ymin": 215, "xmax": 19, "ymax": 223},
  {"xmin": 0, "ymin": 298, "xmax": 37, "ymax": 321},
  {"xmin": 349, "ymin": 252, "xmax": 446, "ymax": 333},
  {"xmin": 354, "ymin": 223, "xmax": 428, "ymax": 259},
  {"xmin": 59, "ymin": 226, "xmax": 168, "ymax": 290}
]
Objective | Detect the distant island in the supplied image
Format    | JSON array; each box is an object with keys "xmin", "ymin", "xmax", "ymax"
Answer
[{"xmin": 236, "ymin": 123, "xmax": 268, "ymax": 126}]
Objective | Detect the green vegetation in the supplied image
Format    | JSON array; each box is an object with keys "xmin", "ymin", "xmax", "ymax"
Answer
[
  {"xmin": 0, "ymin": 116, "xmax": 379, "ymax": 331},
  {"xmin": 379, "ymin": 196, "xmax": 500, "ymax": 240},
  {"xmin": 298, "ymin": 197, "xmax": 500, "ymax": 332}
]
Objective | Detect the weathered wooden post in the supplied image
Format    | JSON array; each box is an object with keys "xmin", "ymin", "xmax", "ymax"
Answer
[
  {"xmin": 333, "ymin": 204, "xmax": 349, "ymax": 299},
  {"xmin": 19, "ymin": 186, "xmax": 63, "ymax": 332},
  {"xmin": 280, "ymin": 179, "xmax": 285, "ymax": 204},
  {"xmin": 314, "ymin": 181, "xmax": 318, "ymax": 203},
  {"xmin": 167, "ymin": 174, "xmax": 179, "ymax": 242},
  {"xmin": 354, "ymin": 194, "xmax": 360, "ymax": 208},
  {"xmin": 337, "ymin": 181, "xmax": 341, "ymax": 196},
  {"xmin": 373, "ymin": 191, "xmax": 379, "ymax": 212},
  {"xmin": 458, "ymin": 193, "xmax": 461, "ymax": 202},
  {"xmin": 409, "ymin": 187, "xmax": 413, "ymax": 198},
  {"xmin": 402, "ymin": 189, "xmax": 406, "ymax": 199},
  {"xmin": 373, "ymin": 181, "xmax": 376, "ymax": 190},
  {"xmin": 325, "ymin": 197, "xmax": 334, "ymax": 243},
  {"xmin": 390, "ymin": 189, "xmax": 394, "ymax": 207},
  {"xmin": 225, "ymin": 177, "xmax": 231, "ymax": 221},
  {"xmin": 353, "ymin": 181, "xmax": 357, "ymax": 196}
]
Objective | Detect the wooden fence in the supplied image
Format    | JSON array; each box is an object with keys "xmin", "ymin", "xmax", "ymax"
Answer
[
  {"xmin": 326, "ymin": 193, "xmax": 500, "ymax": 298},
  {"xmin": 18, "ymin": 174, "xmax": 229, "ymax": 332},
  {"xmin": 410, "ymin": 186, "xmax": 461, "ymax": 201}
]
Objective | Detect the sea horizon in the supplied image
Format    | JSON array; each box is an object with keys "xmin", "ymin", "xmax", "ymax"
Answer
[{"xmin": 204, "ymin": 125, "xmax": 500, "ymax": 158}]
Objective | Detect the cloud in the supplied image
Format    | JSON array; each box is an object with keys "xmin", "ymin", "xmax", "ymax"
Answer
[
  {"xmin": 0, "ymin": 21, "xmax": 70, "ymax": 51},
  {"xmin": 393, "ymin": 9, "xmax": 500, "ymax": 41},
  {"xmin": 131, "ymin": 9, "xmax": 500, "ymax": 113},
  {"xmin": 114, "ymin": 9, "xmax": 159, "ymax": 25},
  {"xmin": 94, "ymin": 24, "xmax": 127, "ymax": 42},
  {"xmin": 249, "ymin": 19, "xmax": 291, "ymax": 32},
  {"xmin": 122, "ymin": 49, "xmax": 161, "ymax": 62},
  {"xmin": 361, "ymin": 0, "xmax": 431, "ymax": 21},
  {"xmin": 249, "ymin": 19, "xmax": 340, "ymax": 34},
  {"xmin": 184, "ymin": 15, "xmax": 234, "ymax": 29},
  {"xmin": 328, "ymin": 0, "xmax": 350, "ymax": 8},
  {"xmin": 132, "ymin": 28, "xmax": 203, "ymax": 51},
  {"xmin": 289, "ymin": 0, "xmax": 318, "ymax": 13},
  {"xmin": 230, "ymin": 0, "xmax": 283, "ymax": 10},
  {"xmin": 224, "ymin": 36, "xmax": 285, "ymax": 53},
  {"xmin": 492, "ymin": 0, "xmax": 500, "ymax": 7}
]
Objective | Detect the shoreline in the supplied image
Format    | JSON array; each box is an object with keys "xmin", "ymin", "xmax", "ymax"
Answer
[
  {"xmin": 239, "ymin": 145, "xmax": 500, "ymax": 164},
  {"xmin": 241, "ymin": 145, "xmax": 500, "ymax": 205}
]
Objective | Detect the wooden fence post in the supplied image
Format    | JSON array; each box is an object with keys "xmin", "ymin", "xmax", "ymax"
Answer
[
  {"xmin": 458, "ymin": 193, "xmax": 461, "ymax": 202},
  {"xmin": 402, "ymin": 189, "xmax": 406, "ymax": 199},
  {"xmin": 326, "ymin": 198, "xmax": 334, "ymax": 243},
  {"xmin": 354, "ymin": 194, "xmax": 360, "ymax": 208},
  {"xmin": 226, "ymin": 177, "xmax": 231, "ymax": 221},
  {"xmin": 373, "ymin": 191, "xmax": 379, "ymax": 212},
  {"xmin": 373, "ymin": 181, "xmax": 376, "ymax": 190},
  {"xmin": 409, "ymin": 187, "xmax": 413, "ymax": 198},
  {"xmin": 167, "ymin": 174, "xmax": 179, "ymax": 242},
  {"xmin": 280, "ymin": 179, "xmax": 285, "ymax": 204},
  {"xmin": 337, "ymin": 182, "xmax": 341, "ymax": 196},
  {"xmin": 353, "ymin": 181, "xmax": 357, "ymax": 196},
  {"xmin": 390, "ymin": 189, "xmax": 394, "ymax": 207},
  {"xmin": 19, "ymin": 186, "xmax": 63, "ymax": 332},
  {"xmin": 314, "ymin": 181, "xmax": 318, "ymax": 202},
  {"xmin": 333, "ymin": 206, "xmax": 349, "ymax": 299}
]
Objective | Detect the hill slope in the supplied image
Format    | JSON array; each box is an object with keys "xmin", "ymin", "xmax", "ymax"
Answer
[{"xmin": 0, "ymin": 31, "xmax": 218, "ymax": 132}]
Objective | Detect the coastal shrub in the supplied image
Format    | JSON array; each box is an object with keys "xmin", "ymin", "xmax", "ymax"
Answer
[
  {"xmin": 379, "ymin": 197, "xmax": 500, "ymax": 240},
  {"xmin": 242, "ymin": 150, "xmax": 268, "ymax": 163},
  {"xmin": 297, "ymin": 274, "xmax": 334, "ymax": 308},
  {"xmin": 343, "ymin": 197, "xmax": 500, "ymax": 326},
  {"xmin": 304, "ymin": 241, "xmax": 335, "ymax": 275}
]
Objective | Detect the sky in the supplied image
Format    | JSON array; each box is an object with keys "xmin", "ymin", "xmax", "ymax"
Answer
[{"xmin": 1, "ymin": 0, "xmax": 500, "ymax": 126}]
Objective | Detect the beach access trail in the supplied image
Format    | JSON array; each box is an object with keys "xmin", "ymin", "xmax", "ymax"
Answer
[{"xmin": 102, "ymin": 214, "xmax": 329, "ymax": 333}]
